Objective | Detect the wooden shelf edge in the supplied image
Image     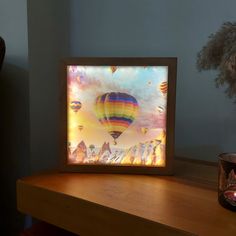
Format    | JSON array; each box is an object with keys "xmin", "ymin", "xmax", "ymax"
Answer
[{"xmin": 17, "ymin": 180, "xmax": 194, "ymax": 236}]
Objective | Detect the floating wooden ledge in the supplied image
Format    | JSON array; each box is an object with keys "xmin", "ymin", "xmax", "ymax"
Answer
[{"xmin": 17, "ymin": 159, "xmax": 236, "ymax": 236}]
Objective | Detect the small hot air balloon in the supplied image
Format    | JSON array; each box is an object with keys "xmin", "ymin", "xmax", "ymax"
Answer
[
  {"xmin": 141, "ymin": 127, "xmax": 148, "ymax": 134},
  {"xmin": 70, "ymin": 100, "xmax": 82, "ymax": 113},
  {"xmin": 110, "ymin": 66, "xmax": 117, "ymax": 74},
  {"xmin": 147, "ymin": 81, "xmax": 152, "ymax": 86},
  {"xmin": 76, "ymin": 76, "xmax": 81, "ymax": 83},
  {"xmin": 159, "ymin": 81, "xmax": 168, "ymax": 95},
  {"xmin": 95, "ymin": 92, "xmax": 139, "ymax": 145},
  {"xmin": 157, "ymin": 105, "xmax": 165, "ymax": 114},
  {"xmin": 89, "ymin": 144, "xmax": 95, "ymax": 152},
  {"xmin": 78, "ymin": 125, "xmax": 83, "ymax": 131}
]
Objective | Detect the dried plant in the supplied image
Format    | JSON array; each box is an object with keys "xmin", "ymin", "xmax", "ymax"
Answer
[{"xmin": 197, "ymin": 22, "xmax": 236, "ymax": 99}]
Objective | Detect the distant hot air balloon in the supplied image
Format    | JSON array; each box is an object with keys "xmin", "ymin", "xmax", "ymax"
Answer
[
  {"xmin": 159, "ymin": 81, "xmax": 168, "ymax": 95},
  {"xmin": 78, "ymin": 125, "xmax": 83, "ymax": 131},
  {"xmin": 157, "ymin": 105, "xmax": 165, "ymax": 114},
  {"xmin": 70, "ymin": 101, "xmax": 82, "ymax": 113},
  {"xmin": 89, "ymin": 144, "xmax": 95, "ymax": 152},
  {"xmin": 76, "ymin": 76, "xmax": 81, "ymax": 83},
  {"xmin": 141, "ymin": 127, "xmax": 148, "ymax": 134},
  {"xmin": 147, "ymin": 81, "xmax": 152, "ymax": 85},
  {"xmin": 95, "ymin": 92, "xmax": 139, "ymax": 145},
  {"xmin": 110, "ymin": 66, "xmax": 117, "ymax": 74}
]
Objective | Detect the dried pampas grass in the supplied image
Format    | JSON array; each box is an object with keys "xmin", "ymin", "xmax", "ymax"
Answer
[{"xmin": 197, "ymin": 22, "xmax": 236, "ymax": 99}]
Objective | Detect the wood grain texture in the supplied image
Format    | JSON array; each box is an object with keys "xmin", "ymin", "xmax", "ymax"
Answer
[{"xmin": 17, "ymin": 160, "xmax": 236, "ymax": 236}]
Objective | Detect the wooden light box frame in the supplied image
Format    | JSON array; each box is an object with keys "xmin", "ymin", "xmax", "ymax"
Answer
[{"xmin": 60, "ymin": 57, "xmax": 177, "ymax": 175}]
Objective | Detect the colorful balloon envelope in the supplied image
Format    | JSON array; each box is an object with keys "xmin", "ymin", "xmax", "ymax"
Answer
[
  {"xmin": 70, "ymin": 100, "xmax": 82, "ymax": 113},
  {"xmin": 95, "ymin": 92, "xmax": 139, "ymax": 144},
  {"xmin": 159, "ymin": 81, "xmax": 168, "ymax": 95}
]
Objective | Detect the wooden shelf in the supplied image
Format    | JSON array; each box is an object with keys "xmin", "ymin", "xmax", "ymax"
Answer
[{"xmin": 17, "ymin": 159, "xmax": 236, "ymax": 236}]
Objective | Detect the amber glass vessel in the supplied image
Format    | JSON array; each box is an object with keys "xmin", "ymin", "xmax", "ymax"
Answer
[{"xmin": 218, "ymin": 153, "xmax": 236, "ymax": 211}]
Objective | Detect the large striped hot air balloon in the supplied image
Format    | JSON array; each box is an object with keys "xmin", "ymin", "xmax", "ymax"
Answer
[
  {"xmin": 95, "ymin": 92, "xmax": 139, "ymax": 145},
  {"xmin": 70, "ymin": 100, "xmax": 82, "ymax": 113},
  {"xmin": 159, "ymin": 81, "xmax": 168, "ymax": 95}
]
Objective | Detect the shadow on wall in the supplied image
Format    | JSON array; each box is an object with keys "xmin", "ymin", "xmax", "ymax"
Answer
[{"xmin": 0, "ymin": 63, "xmax": 29, "ymax": 235}]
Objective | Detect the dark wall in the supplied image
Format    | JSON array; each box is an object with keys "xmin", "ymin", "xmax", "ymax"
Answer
[
  {"xmin": 27, "ymin": 0, "xmax": 70, "ymax": 173},
  {"xmin": 0, "ymin": 0, "xmax": 29, "ymax": 234},
  {"xmin": 0, "ymin": 0, "xmax": 70, "ymax": 233}
]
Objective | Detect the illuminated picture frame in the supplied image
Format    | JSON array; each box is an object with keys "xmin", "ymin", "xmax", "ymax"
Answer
[{"xmin": 60, "ymin": 58, "xmax": 177, "ymax": 175}]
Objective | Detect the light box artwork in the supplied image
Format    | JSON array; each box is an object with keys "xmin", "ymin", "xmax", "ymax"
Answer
[{"xmin": 67, "ymin": 66, "xmax": 168, "ymax": 167}]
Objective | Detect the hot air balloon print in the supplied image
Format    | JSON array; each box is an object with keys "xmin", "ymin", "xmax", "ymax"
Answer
[
  {"xmin": 95, "ymin": 92, "xmax": 139, "ymax": 145},
  {"xmin": 157, "ymin": 105, "xmax": 165, "ymax": 114},
  {"xmin": 70, "ymin": 100, "xmax": 82, "ymax": 113},
  {"xmin": 159, "ymin": 81, "xmax": 168, "ymax": 96},
  {"xmin": 78, "ymin": 125, "xmax": 83, "ymax": 131},
  {"xmin": 89, "ymin": 144, "xmax": 95, "ymax": 152},
  {"xmin": 110, "ymin": 66, "xmax": 117, "ymax": 74},
  {"xmin": 140, "ymin": 127, "xmax": 148, "ymax": 134}
]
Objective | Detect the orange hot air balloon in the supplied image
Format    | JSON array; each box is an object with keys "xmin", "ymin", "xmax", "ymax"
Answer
[
  {"xmin": 110, "ymin": 66, "xmax": 117, "ymax": 74},
  {"xmin": 159, "ymin": 81, "xmax": 168, "ymax": 95},
  {"xmin": 141, "ymin": 127, "xmax": 148, "ymax": 134}
]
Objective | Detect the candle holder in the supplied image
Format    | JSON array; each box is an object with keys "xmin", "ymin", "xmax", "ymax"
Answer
[{"xmin": 218, "ymin": 153, "xmax": 236, "ymax": 211}]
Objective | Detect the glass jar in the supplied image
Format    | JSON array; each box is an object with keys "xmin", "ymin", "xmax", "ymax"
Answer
[{"xmin": 218, "ymin": 153, "xmax": 236, "ymax": 211}]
